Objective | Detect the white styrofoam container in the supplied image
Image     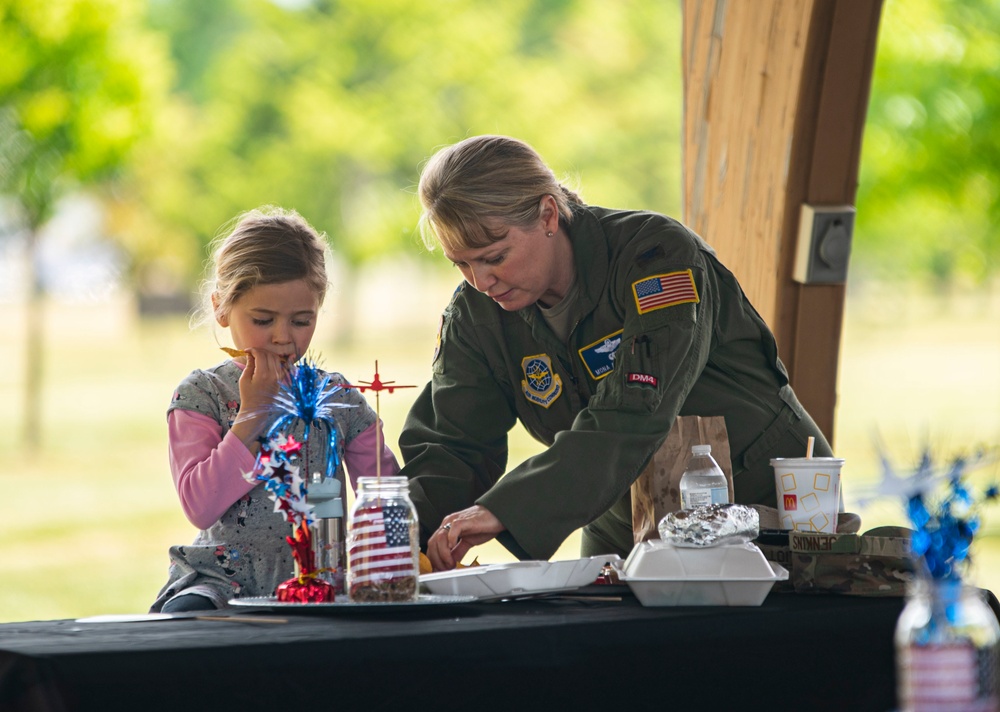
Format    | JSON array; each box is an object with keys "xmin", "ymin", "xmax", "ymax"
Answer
[
  {"xmin": 420, "ymin": 556, "xmax": 614, "ymax": 600},
  {"xmin": 617, "ymin": 540, "xmax": 788, "ymax": 607}
]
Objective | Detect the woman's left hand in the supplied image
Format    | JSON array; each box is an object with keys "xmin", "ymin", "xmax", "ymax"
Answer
[{"xmin": 427, "ymin": 505, "xmax": 505, "ymax": 571}]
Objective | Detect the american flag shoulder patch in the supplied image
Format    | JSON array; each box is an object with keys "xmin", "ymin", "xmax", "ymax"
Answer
[{"xmin": 631, "ymin": 269, "xmax": 699, "ymax": 315}]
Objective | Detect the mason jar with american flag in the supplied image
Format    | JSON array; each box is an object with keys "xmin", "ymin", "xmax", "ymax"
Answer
[{"xmin": 347, "ymin": 476, "xmax": 420, "ymax": 602}]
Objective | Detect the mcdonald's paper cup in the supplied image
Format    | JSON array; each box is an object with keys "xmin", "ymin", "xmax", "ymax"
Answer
[{"xmin": 770, "ymin": 457, "xmax": 844, "ymax": 533}]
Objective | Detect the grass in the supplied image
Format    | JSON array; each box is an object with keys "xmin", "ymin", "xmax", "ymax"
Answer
[{"xmin": 1, "ymin": 273, "xmax": 998, "ymax": 623}]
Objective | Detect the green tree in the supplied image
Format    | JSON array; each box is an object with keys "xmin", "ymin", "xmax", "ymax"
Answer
[
  {"xmin": 111, "ymin": 0, "xmax": 682, "ymax": 339},
  {"xmin": 855, "ymin": 0, "xmax": 1000, "ymax": 286},
  {"xmin": 0, "ymin": 0, "xmax": 171, "ymax": 445}
]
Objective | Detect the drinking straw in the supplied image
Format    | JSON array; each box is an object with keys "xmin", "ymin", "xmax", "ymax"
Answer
[{"xmin": 806, "ymin": 436, "xmax": 815, "ymax": 458}]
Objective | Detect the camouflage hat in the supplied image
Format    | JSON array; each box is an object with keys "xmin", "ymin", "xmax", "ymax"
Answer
[
  {"xmin": 752, "ymin": 508, "xmax": 916, "ymax": 597},
  {"xmin": 788, "ymin": 526, "xmax": 914, "ymax": 596}
]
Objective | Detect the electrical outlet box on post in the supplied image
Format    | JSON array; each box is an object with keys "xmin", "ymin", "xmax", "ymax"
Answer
[{"xmin": 793, "ymin": 204, "xmax": 855, "ymax": 284}]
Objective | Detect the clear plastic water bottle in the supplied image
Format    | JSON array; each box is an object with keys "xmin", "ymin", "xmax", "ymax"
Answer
[{"xmin": 679, "ymin": 444, "xmax": 729, "ymax": 509}]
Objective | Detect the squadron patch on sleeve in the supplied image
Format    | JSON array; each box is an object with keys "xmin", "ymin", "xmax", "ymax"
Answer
[
  {"xmin": 520, "ymin": 354, "xmax": 563, "ymax": 408},
  {"xmin": 578, "ymin": 329, "xmax": 623, "ymax": 381},
  {"xmin": 631, "ymin": 269, "xmax": 699, "ymax": 315}
]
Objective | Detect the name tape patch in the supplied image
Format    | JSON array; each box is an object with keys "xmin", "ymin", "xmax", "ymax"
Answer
[{"xmin": 578, "ymin": 330, "xmax": 623, "ymax": 381}]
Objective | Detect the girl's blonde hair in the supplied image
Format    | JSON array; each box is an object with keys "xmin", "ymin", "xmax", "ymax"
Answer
[
  {"xmin": 196, "ymin": 206, "xmax": 330, "ymax": 326},
  {"xmin": 417, "ymin": 135, "xmax": 583, "ymax": 253}
]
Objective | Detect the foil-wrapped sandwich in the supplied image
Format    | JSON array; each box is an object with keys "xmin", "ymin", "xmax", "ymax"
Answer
[{"xmin": 658, "ymin": 503, "xmax": 760, "ymax": 548}]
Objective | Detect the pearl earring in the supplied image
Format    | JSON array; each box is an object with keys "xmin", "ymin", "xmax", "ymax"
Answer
[{"xmin": 546, "ymin": 231, "xmax": 554, "ymax": 238}]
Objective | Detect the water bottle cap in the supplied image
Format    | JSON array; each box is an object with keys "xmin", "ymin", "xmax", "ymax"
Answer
[{"xmin": 691, "ymin": 444, "xmax": 712, "ymax": 455}]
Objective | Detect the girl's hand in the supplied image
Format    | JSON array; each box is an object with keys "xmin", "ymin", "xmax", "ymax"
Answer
[
  {"xmin": 230, "ymin": 348, "xmax": 292, "ymax": 449},
  {"xmin": 427, "ymin": 505, "xmax": 505, "ymax": 571}
]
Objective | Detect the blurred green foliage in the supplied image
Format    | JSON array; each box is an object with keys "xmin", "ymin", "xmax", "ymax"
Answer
[
  {"xmin": 1, "ymin": 0, "xmax": 998, "ymax": 294},
  {"xmin": 109, "ymin": 0, "xmax": 683, "ymax": 294},
  {"xmin": 855, "ymin": 0, "xmax": 1000, "ymax": 286},
  {"xmin": 0, "ymin": 0, "xmax": 173, "ymax": 445},
  {"xmin": 0, "ymin": 0, "xmax": 170, "ymax": 230}
]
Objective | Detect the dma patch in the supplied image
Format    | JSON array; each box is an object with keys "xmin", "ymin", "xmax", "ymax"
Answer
[
  {"xmin": 578, "ymin": 329, "xmax": 623, "ymax": 381},
  {"xmin": 520, "ymin": 354, "xmax": 563, "ymax": 408},
  {"xmin": 631, "ymin": 269, "xmax": 699, "ymax": 315}
]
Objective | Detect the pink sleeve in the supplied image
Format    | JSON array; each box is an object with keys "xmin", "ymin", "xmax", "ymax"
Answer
[
  {"xmin": 343, "ymin": 420, "xmax": 401, "ymax": 492},
  {"xmin": 168, "ymin": 409, "xmax": 258, "ymax": 529}
]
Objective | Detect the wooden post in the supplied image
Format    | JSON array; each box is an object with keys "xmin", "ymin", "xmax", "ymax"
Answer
[{"xmin": 681, "ymin": 0, "xmax": 883, "ymax": 442}]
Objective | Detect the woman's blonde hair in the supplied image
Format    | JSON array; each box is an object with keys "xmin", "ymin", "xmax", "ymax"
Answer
[
  {"xmin": 417, "ymin": 135, "xmax": 583, "ymax": 253},
  {"xmin": 196, "ymin": 206, "xmax": 330, "ymax": 326}
]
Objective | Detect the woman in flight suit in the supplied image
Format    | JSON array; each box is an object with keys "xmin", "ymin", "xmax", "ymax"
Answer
[{"xmin": 398, "ymin": 134, "xmax": 832, "ymax": 571}]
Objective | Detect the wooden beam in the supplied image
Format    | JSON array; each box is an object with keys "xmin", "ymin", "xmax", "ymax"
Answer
[
  {"xmin": 784, "ymin": 0, "xmax": 883, "ymax": 442},
  {"xmin": 682, "ymin": 0, "xmax": 882, "ymax": 441}
]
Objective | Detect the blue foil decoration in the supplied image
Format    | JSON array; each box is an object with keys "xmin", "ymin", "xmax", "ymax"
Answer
[
  {"xmin": 881, "ymin": 448, "xmax": 999, "ymax": 582},
  {"xmin": 262, "ymin": 355, "xmax": 354, "ymax": 481}
]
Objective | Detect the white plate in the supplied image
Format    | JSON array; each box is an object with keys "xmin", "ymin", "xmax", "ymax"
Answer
[
  {"xmin": 229, "ymin": 594, "xmax": 478, "ymax": 610},
  {"xmin": 420, "ymin": 555, "xmax": 616, "ymax": 601},
  {"xmin": 75, "ymin": 613, "xmax": 175, "ymax": 623}
]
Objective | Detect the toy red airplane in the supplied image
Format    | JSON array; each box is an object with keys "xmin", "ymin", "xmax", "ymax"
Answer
[
  {"xmin": 349, "ymin": 361, "xmax": 417, "ymax": 394},
  {"xmin": 345, "ymin": 362, "xmax": 417, "ymax": 479}
]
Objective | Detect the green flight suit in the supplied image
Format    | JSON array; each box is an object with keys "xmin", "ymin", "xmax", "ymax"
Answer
[{"xmin": 398, "ymin": 204, "xmax": 832, "ymax": 561}]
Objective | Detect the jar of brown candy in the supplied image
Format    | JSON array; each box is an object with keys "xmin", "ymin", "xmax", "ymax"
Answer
[{"xmin": 346, "ymin": 476, "xmax": 419, "ymax": 602}]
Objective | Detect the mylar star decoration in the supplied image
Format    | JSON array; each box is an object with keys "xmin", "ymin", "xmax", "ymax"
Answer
[
  {"xmin": 247, "ymin": 433, "xmax": 313, "ymax": 527},
  {"xmin": 246, "ymin": 433, "xmax": 334, "ymax": 602},
  {"xmin": 854, "ymin": 447, "xmax": 943, "ymax": 508},
  {"xmin": 859, "ymin": 445, "xmax": 998, "ymax": 582},
  {"xmin": 241, "ymin": 354, "xmax": 356, "ymax": 604}
]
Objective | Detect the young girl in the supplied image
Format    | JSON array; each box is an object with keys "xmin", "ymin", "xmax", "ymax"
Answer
[{"xmin": 150, "ymin": 206, "xmax": 400, "ymax": 613}]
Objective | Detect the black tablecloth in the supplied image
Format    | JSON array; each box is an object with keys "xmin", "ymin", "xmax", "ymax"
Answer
[{"xmin": 0, "ymin": 590, "xmax": 913, "ymax": 712}]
